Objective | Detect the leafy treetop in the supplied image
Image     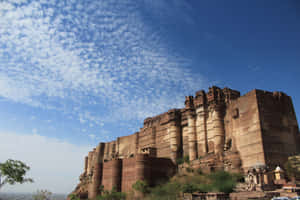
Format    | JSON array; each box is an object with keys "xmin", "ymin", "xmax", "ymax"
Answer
[{"xmin": 0, "ymin": 159, "xmax": 33, "ymax": 189}]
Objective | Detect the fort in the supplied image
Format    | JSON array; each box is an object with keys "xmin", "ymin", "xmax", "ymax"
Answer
[{"xmin": 70, "ymin": 86, "xmax": 300, "ymax": 199}]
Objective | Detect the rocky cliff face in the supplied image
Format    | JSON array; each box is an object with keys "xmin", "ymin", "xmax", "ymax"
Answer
[{"xmin": 70, "ymin": 86, "xmax": 300, "ymax": 199}]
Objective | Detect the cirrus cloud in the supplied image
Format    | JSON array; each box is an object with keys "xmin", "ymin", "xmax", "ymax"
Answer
[{"xmin": 0, "ymin": 0, "xmax": 207, "ymax": 128}]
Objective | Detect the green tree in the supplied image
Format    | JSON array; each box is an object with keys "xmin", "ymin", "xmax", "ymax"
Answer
[
  {"xmin": 33, "ymin": 190, "xmax": 52, "ymax": 200},
  {"xmin": 0, "ymin": 159, "xmax": 33, "ymax": 189},
  {"xmin": 68, "ymin": 194, "xmax": 80, "ymax": 200},
  {"xmin": 284, "ymin": 159, "xmax": 300, "ymax": 181}
]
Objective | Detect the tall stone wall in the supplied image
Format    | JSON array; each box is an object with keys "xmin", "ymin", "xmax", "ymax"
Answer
[
  {"xmin": 117, "ymin": 134, "xmax": 137, "ymax": 158},
  {"xmin": 147, "ymin": 113, "xmax": 172, "ymax": 159},
  {"xmin": 147, "ymin": 157, "xmax": 177, "ymax": 184},
  {"xmin": 121, "ymin": 157, "xmax": 137, "ymax": 192},
  {"xmin": 182, "ymin": 86, "xmax": 241, "ymax": 162},
  {"xmin": 103, "ymin": 141, "xmax": 116, "ymax": 161},
  {"xmin": 256, "ymin": 90, "xmax": 299, "ymax": 169},
  {"xmin": 87, "ymin": 155, "xmax": 175, "ymax": 197},
  {"xmin": 102, "ymin": 159, "xmax": 122, "ymax": 192},
  {"xmin": 88, "ymin": 143, "xmax": 105, "ymax": 198},
  {"xmin": 182, "ymin": 125, "xmax": 189, "ymax": 157},
  {"xmin": 224, "ymin": 90, "xmax": 265, "ymax": 172},
  {"xmin": 70, "ymin": 86, "xmax": 300, "ymax": 198}
]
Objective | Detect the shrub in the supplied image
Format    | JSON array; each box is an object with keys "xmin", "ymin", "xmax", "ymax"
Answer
[
  {"xmin": 196, "ymin": 168, "xmax": 203, "ymax": 175},
  {"xmin": 214, "ymin": 179, "xmax": 236, "ymax": 193},
  {"xmin": 132, "ymin": 180, "xmax": 149, "ymax": 194},
  {"xmin": 142, "ymin": 170, "xmax": 241, "ymax": 199},
  {"xmin": 180, "ymin": 170, "xmax": 239, "ymax": 194},
  {"xmin": 96, "ymin": 191, "xmax": 126, "ymax": 200},
  {"xmin": 284, "ymin": 159, "xmax": 300, "ymax": 181},
  {"xmin": 99, "ymin": 185, "xmax": 104, "ymax": 193},
  {"xmin": 186, "ymin": 167, "xmax": 194, "ymax": 173},
  {"xmin": 231, "ymin": 172, "xmax": 244, "ymax": 182},
  {"xmin": 176, "ymin": 158, "xmax": 184, "ymax": 165},
  {"xmin": 183, "ymin": 156, "xmax": 190, "ymax": 164},
  {"xmin": 181, "ymin": 183, "xmax": 198, "ymax": 193},
  {"xmin": 197, "ymin": 183, "xmax": 213, "ymax": 193},
  {"xmin": 96, "ymin": 187, "xmax": 126, "ymax": 200},
  {"xmin": 33, "ymin": 190, "xmax": 52, "ymax": 200},
  {"xmin": 148, "ymin": 182, "xmax": 181, "ymax": 200},
  {"xmin": 208, "ymin": 171, "xmax": 238, "ymax": 193},
  {"xmin": 68, "ymin": 194, "xmax": 80, "ymax": 200}
]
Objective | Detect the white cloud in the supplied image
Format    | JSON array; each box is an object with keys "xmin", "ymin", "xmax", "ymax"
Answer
[
  {"xmin": 79, "ymin": 111, "xmax": 103, "ymax": 126},
  {"xmin": 0, "ymin": 1, "xmax": 204, "ymax": 123},
  {"xmin": 0, "ymin": 0, "xmax": 208, "ymax": 195},
  {"xmin": 0, "ymin": 2, "xmax": 15, "ymax": 10},
  {"xmin": 32, "ymin": 128, "xmax": 37, "ymax": 134},
  {"xmin": 88, "ymin": 134, "xmax": 96, "ymax": 140},
  {"xmin": 0, "ymin": 132, "xmax": 92, "ymax": 194},
  {"xmin": 30, "ymin": 116, "xmax": 36, "ymax": 120},
  {"xmin": 0, "ymin": 0, "xmax": 207, "ymax": 127}
]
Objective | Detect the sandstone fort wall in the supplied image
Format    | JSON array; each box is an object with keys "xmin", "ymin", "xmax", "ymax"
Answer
[{"xmin": 71, "ymin": 86, "xmax": 300, "ymax": 199}]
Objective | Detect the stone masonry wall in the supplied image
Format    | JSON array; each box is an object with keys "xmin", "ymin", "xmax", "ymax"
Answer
[
  {"xmin": 101, "ymin": 155, "xmax": 175, "ymax": 195},
  {"xmin": 256, "ymin": 90, "xmax": 299, "ymax": 169},
  {"xmin": 224, "ymin": 90, "xmax": 265, "ymax": 172},
  {"xmin": 71, "ymin": 86, "xmax": 300, "ymax": 199}
]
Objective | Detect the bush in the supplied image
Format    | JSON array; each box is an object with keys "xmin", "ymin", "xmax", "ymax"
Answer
[
  {"xmin": 231, "ymin": 172, "xmax": 244, "ymax": 182},
  {"xmin": 148, "ymin": 182, "xmax": 181, "ymax": 200},
  {"xmin": 132, "ymin": 180, "xmax": 149, "ymax": 194},
  {"xmin": 208, "ymin": 171, "xmax": 238, "ymax": 193},
  {"xmin": 33, "ymin": 190, "xmax": 52, "ymax": 200},
  {"xmin": 96, "ymin": 187, "xmax": 126, "ymax": 200},
  {"xmin": 176, "ymin": 158, "xmax": 184, "ymax": 165},
  {"xmin": 214, "ymin": 179, "xmax": 236, "ymax": 193},
  {"xmin": 197, "ymin": 183, "xmax": 213, "ymax": 193},
  {"xmin": 181, "ymin": 183, "xmax": 198, "ymax": 193},
  {"xmin": 183, "ymin": 156, "xmax": 190, "ymax": 164},
  {"xmin": 141, "ymin": 170, "xmax": 241, "ymax": 199},
  {"xmin": 176, "ymin": 156, "xmax": 190, "ymax": 165},
  {"xmin": 186, "ymin": 167, "xmax": 194, "ymax": 173},
  {"xmin": 177, "ymin": 170, "xmax": 240, "ymax": 194},
  {"xmin": 68, "ymin": 194, "xmax": 80, "ymax": 200},
  {"xmin": 96, "ymin": 191, "xmax": 126, "ymax": 200},
  {"xmin": 285, "ymin": 159, "xmax": 300, "ymax": 181},
  {"xmin": 196, "ymin": 168, "xmax": 203, "ymax": 175}
]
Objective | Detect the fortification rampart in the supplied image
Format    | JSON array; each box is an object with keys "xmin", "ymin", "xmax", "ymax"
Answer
[{"xmin": 70, "ymin": 86, "xmax": 300, "ymax": 199}]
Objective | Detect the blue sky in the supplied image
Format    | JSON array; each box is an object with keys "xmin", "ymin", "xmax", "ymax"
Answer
[{"xmin": 0, "ymin": 0, "xmax": 299, "ymax": 194}]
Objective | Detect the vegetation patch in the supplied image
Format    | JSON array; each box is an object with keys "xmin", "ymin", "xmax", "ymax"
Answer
[
  {"xmin": 94, "ymin": 187, "xmax": 126, "ymax": 200},
  {"xmin": 131, "ymin": 170, "xmax": 243, "ymax": 200}
]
